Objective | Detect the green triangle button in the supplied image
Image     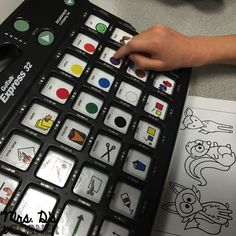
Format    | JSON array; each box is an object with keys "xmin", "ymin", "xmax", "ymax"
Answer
[
  {"xmin": 64, "ymin": 0, "xmax": 75, "ymax": 6},
  {"xmin": 38, "ymin": 31, "xmax": 55, "ymax": 46}
]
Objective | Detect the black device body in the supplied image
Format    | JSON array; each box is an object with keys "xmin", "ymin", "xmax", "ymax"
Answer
[{"xmin": 0, "ymin": 0, "xmax": 191, "ymax": 235}]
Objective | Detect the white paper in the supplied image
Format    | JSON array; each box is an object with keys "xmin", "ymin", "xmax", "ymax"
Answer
[{"xmin": 154, "ymin": 96, "xmax": 236, "ymax": 236}]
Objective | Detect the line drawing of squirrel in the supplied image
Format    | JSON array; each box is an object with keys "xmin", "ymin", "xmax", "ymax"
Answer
[
  {"xmin": 185, "ymin": 139, "xmax": 236, "ymax": 186},
  {"xmin": 162, "ymin": 182, "xmax": 233, "ymax": 235},
  {"xmin": 181, "ymin": 108, "xmax": 233, "ymax": 134}
]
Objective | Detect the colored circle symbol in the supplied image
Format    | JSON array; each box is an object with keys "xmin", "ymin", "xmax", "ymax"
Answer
[
  {"xmin": 135, "ymin": 69, "xmax": 145, "ymax": 78},
  {"xmin": 95, "ymin": 23, "xmax": 107, "ymax": 33},
  {"xmin": 98, "ymin": 78, "xmax": 110, "ymax": 88},
  {"xmin": 126, "ymin": 91, "xmax": 138, "ymax": 103},
  {"xmin": 84, "ymin": 43, "xmax": 96, "ymax": 53},
  {"xmin": 71, "ymin": 64, "xmax": 83, "ymax": 76},
  {"xmin": 86, "ymin": 103, "xmax": 98, "ymax": 114},
  {"xmin": 110, "ymin": 57, "xmax": 121, "ymax": 66},
  {"xmin": 114, "ymin": 116, "xmax": 127, "ymax": 128},
  {"xmin": 56, "ymin": 88, "xmax": 70, "ymax": 100}
]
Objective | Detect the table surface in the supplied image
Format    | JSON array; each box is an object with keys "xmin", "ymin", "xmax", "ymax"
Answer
[{"xmin": 0, "ymin": 0, "xmax": 235, "ymax": 235}]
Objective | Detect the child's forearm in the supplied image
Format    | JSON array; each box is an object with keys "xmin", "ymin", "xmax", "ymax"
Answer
[{"xmin": 190, "ymin": 35, "xmax": 236, "ymax": 67}]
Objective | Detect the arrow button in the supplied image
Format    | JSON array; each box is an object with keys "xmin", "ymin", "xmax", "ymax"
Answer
[{"xmin": 38, "ymin": 30, "xmax": 55, "ymax": 46}]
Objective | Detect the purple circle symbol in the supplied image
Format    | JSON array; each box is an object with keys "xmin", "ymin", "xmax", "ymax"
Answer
[{"xmin": 110, "ymin": 57, "xmax": 121, "ymax": 66}]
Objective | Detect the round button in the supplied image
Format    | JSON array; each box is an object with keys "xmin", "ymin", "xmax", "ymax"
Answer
[
  {"xmin": 38, "ymin": 31, "xmax": 55, "ymax": 46},
  {"xmin": 14, "ymin": 19, "xmax": 30, "ymax": 32},
  {"xmin": 64, "ymin": 0, "xmax": 75, "ymax": 6}
]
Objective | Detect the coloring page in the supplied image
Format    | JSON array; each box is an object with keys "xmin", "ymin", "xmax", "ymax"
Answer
[{"xmin": 152, "ymin": 96, "xmax": 236, "ymax": 236}]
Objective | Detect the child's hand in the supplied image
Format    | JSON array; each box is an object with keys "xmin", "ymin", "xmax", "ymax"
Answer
[{"xmin": 114, "ymin": 24, "xmax": 195, "ymax": 71}]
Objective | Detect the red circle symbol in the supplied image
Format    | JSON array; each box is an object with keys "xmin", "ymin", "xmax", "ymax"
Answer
[
  {"xmin": 84, "ymin": 43, "xmax": 96, "ymax": 53},
  {"xmin": 135, "ymin": 69, "xmax": 145, "ymax": 78},
  {"xmin": 56, "ymin": 88, "xmax": 70, "ymax": 100}
]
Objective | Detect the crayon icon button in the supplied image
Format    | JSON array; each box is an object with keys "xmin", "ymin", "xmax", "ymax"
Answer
[
  {"xmin": 56, "ymin": 119, "xmax": 90, "ymax": 151},
  {"xmin": 68, "ymin": 128, "xmax": 87, "ymax": 145}
]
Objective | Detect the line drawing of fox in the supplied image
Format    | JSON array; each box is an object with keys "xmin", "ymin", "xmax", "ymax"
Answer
[
  {"xmin": 181, "ymin": 108, "xmax": 233, "ymax": 134},
  {"xmin": 162, "ymin": 182, "xmax": 233, "ymax": 235}
]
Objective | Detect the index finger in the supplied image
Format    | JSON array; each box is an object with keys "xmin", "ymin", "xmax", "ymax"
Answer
[{"xmin": 113, "ymin": 34, "xmax": 152, "ymax": 59}]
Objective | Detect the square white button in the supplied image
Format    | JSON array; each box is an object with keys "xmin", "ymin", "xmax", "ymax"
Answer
[
  {"xmin": 127, "ymin": 64, "xmax": 149, "ymax": 82},
  {"xmin": 73, "ymin": 167, "xmax": 109, "ymax": 203},
  {"xmin": 21, "ymin": 103, "xmax": 58, "ymax": 135},
  {"xmin": 90, "ymin": 134, "xmax": 121, "ymax": 166},
  {"xmin": 36, "ymin": 150, "xmax": 75, "ymax": 187},
  {"xmin": 56, "ymin": 119, "xmax": 90, "ymax": 151},
  {"xmin": 104, "ymin": 107, "xmax": 132, "ymax": 134},
  {"xmin": 41, "ymin": 77, "xmax": 74, "ymax": 104},
  {"xmin": 0, "ymin": 173, "xmax": 19, "ymax": 212},
  {"xmin": 144, "ymin": 95, "xmax": 168, "ymax": 120},
  {"xmin": 87, "ymin": 68, "xmax": 115, "ymax": 92},
  {"xmin": 73, "ymin": 91, "xmax": 103, "ymax": 119},
  {"xmin": 134, "ymin": 120, "xmax": 160, "ymax": 148},
  {"xmin": 123, "ymin": 149, "xmax": 151, "ymax": 181},
  {"xmin": 153, "ymin": 74, "xmax": 175, "ymax": 95},
  {"xmin": 58, "ymin": 54, "xmax": 87, "ymax": 78},
  {"xmin": 100, "ymin": 47, "xmax": 123, "ymax": 68},
  {"xmin": 15, "ymin": 187, "xmax": 57, "ymax": 231},
  {"xmin": 85, "ymin": 15, "xmax": 109, "ymax": 34},
  {"xmin": 111, "ymin": 28, "xmax": 133, "ymax": 45},
  {"xmin": 116, "ymin": 81, "xmax": 142, "ymax": 106},
  {"xmin": 110, "ymin": 182, "xmax": 141, "ymax": 219},
  {"xmin": 99, "ymin": 220, "xmax": 130, "ymax": 236},
  {"xmin": 54, "ymin": 203, "xmax": 94, "ymax": 236},
  {"xmin": 0, "ymin": 134, "xmax": 40, "ymax": 170},
  {"xmin": 73, "ymin": 33, "xmax": 99, "ymax": 54}
]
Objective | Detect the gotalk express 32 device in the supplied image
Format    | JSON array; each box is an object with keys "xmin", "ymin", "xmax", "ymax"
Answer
[{"xmin": 0, "ymin": 0, "xmax": 191, "ymax": 235}]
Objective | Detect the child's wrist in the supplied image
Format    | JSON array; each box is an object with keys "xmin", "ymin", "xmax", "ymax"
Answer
[{"xmin": 188, "ymin": 36, "xmax": 214, "ymax": 67}]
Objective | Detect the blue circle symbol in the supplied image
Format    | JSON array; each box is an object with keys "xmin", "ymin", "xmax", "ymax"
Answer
[{"xmin": 98, "ymin": 78, "xmax": 110, "ymax": 88}]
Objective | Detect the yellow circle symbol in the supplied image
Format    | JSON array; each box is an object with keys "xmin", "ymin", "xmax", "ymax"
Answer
[{"xmin": 71, "ymin": 64, "xmax": 83, "ymax": 76}]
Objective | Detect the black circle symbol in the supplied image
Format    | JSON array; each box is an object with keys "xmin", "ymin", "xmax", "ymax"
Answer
[{"xmin": 114, "ymin": 116, "xmax": 127, "ymax": 128}]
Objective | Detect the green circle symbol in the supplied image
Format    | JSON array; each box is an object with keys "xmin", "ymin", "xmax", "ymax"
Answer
[
  {"xmin": 86, "ymin": 103, "xmax": 98, "ymax": 114},
  {"xmin": 95, "ymin": 23, "xmax": 107, "ymax": 33}
]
